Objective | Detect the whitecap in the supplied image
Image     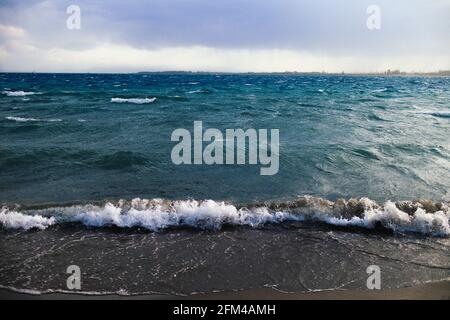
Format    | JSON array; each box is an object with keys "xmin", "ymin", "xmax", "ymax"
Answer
[
  {"xmin": 111, "ymin": 97, "xmax": 157, "ymax": 104},
  {"xmin": 372, "ymin": 88, "xmax": 388, "ymax": 93},
  {"xmin": 2, "ymin": 90, "xmax": 41, "ymax": 97},
  {"xmin": 1, "ymin": 197, "xmax": 448, "ymax": 236},
  {"xmin": 0, "ymin": 208, "xmax": 55, "ymax": 230},
  {"xmin": 187, "ymin": 89, "xmax": 207, "ymax": 94},
  {"xmin": 6, "ymin": 116, "xmax": 62, "ymax": 122}
]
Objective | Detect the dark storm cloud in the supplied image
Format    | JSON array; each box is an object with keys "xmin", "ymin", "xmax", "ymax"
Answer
[
  {"xmin": 0, "ymin": 0, "xmax": 448, "ymax": 54},
  {"xmin": 0, "ymin": 0, "xmax": 448, "ymax": 72}
]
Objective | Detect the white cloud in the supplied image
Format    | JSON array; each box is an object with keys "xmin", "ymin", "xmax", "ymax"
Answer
[
  {"xmin": 0, "ymin": 24, "xmax": 26, "ymax": 38},
  {"xmin": 0, "ymin": 0, "xmax": 448, "ymax": 72},
  {"xmin": 1, "ymin": 43, "xmax": 448, "ymax": 73}
]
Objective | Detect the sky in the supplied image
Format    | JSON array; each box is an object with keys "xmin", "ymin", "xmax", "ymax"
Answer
[{"xmin": 0, "ymin": 0, "xmax": 449, "ymax": 73}]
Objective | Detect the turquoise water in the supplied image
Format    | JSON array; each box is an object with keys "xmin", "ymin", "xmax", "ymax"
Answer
[
  {"xmin": 1, "ymin": 73, "xmax": 449, "ymax": 204},
  {"xmin": 1, "ymin": 73, "xmax": 450, "ymax": 295}
]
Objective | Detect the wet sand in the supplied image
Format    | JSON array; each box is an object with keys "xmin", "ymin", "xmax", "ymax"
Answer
[{"xmin": 1, "ymin": 280, "xmax": 448, "ymax": 300}]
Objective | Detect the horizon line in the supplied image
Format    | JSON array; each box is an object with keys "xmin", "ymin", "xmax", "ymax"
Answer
[{"xmin": 1, "ymin": 70, "xmax": 450, "ymax": 76}]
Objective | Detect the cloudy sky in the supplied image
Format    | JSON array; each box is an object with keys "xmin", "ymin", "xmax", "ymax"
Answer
[{"xmin": 0, "ymin": 0, "xmax": 449, "ymax": 72}]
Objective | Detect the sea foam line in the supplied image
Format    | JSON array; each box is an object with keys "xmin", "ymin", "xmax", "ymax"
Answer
[
  {"xmin": 1, "ymin": 197, "xmax": 449, "ymax": 236},
  {"xmin": 0, "ymin": 210, "xmax": 55, "ymax": 230},
  {"xmin": 6, "ymin": 116, "xmax": 62, "ymax": 122},
  {"xmin": 111, "ymin": 97, "xmax": 157, "ymax": 104},
  {"xmin": 2, "ymin": 90, "xmax": 41, "ymax": 97}
]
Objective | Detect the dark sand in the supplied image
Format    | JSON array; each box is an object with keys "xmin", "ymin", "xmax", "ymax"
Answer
[{"xmin": 1, "ymin": 280, "xmax": 448, "ymax": 300}]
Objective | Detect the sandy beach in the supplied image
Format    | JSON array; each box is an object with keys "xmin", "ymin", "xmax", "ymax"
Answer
[{"xmin": 1, "ymin": 280, "xmax": 448, "ymax": 300}]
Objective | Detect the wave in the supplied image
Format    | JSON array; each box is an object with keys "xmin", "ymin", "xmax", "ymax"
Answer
[
  {"xmin": 1, "ymin": 196, "xmax": 449, "ymax": 236},
  {"xmin": 429, "ymin": 112, "xmax": 450, "ymax": 119},
  {"xmin": 0, "ymin": 149, "xmax": 148, "ymax": 169},
  {"xmin": 2, "ymin": 90, "xmax": 41, "ymax": 97},
  {"xmin": 111, "ymin": 97, "xmax": 156, "ymax": 104},
  {"xmin": 187, "ymin": 89, "xmax": 210, "ymax": 94},
  {"xmin": 6, "ymin": 116, "xmax": 62, "ymax": 122},
  {"xmin": 93, "ymin": 151, "xmax": 149, "ymax": 169},
  {"xmin": 0, "ymin": 284, "xmax": 152, "ymax": 297},
  {"xmin": 0, "ymin": 210, "xmax": 56, "ymax": 230}
]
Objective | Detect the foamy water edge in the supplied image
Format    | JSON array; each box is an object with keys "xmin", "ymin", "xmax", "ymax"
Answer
[{"xmin": 1, "ymin": 196, "xmax": 449, "ymax": 236}]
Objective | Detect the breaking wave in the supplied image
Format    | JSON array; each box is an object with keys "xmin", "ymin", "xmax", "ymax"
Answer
[
  {"xmin": 429, "ymin": 112, "xmax": 450, "ymax": 119},
  {"xmin": 111, "ymin": 97, "xmax": 157, "ymax": 104},
  {"xmin": 1, "ymin": 196, "xmax": 449, "ymax": 236},
  {"xmin": 187, "ymin": 89, "xmax": 210, "ymax": 94},
  {"xmin": 6, "ymin": 116, "xmax": 62, "ymax": 122},
  {"xmin": 0, "ymin": 210, "xmax": 56, "ymax": 230},
  {"xmin": 2, "ymin": 91, "xmax": 41, "ymax": 97}
]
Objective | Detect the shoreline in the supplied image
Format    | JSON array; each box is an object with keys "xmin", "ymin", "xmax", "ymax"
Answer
[{"xmin": 1, "ymin": 280, "xmax": 448, "ymax": 300}]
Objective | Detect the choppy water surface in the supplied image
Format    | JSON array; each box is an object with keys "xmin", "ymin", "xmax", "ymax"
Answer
[{"xmin": 0, "ymin": 73, "xmax": 449, "ymax": 295}]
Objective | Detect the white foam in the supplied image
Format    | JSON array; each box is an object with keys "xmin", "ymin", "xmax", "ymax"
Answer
[
  {"xmin": 2, "ymin": 91, "xmax": 40, "ymax": 97},
  {"xmin": 111, "ymin": 97, "xmax": 156, "ymax": 104},
  {"xmin": 187, "ymin": 89, "xmax": 206, "ymax": 94},
  {"xmin": 6, "ymin": 116, "xmax": 62, "ymax": 122},
  {"xmin": 64, "ymin": 200, "xmax": 301, "ymax": 231},
  {"xmin": 310, "ymin": 199, "xmax": 450, "ymax": 236},
  {"xmin": 0, "ymin": 208, "xmax": 55, "ymax": 230},
  {"xmin": 372, "ymin": 88, "xmax": 388, "ymax": 93},
  {"xmin": 1, "ymin": 197, "xmax": 448, "ymax": 236}
]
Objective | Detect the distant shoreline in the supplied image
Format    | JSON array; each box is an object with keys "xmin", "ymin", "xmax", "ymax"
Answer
[
  {"xmin": 136, "ymin": 70, "xmax": 450, "ymax": 77},
  {"xmin": 0, "ymin": 71, "xmax": 449, "ymax": 76}
]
